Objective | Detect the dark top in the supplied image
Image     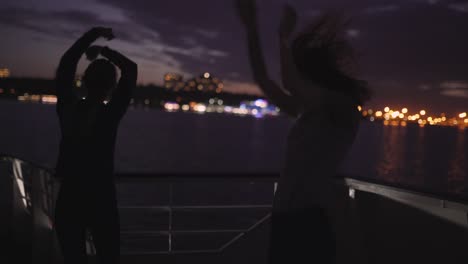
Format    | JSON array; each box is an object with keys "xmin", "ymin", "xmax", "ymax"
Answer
[
  {"xmin": 55, "ymin": 100, "xmax": 126, "ymax": 181},
  {"xmin": 54, "ymin": 31, "xmax": 137, "ymax": 182}
]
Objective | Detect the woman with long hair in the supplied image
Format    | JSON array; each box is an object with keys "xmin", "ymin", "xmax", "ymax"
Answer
[{"xmin": 235, "ymin": 1, "xmax": 370, "ymax": 262}]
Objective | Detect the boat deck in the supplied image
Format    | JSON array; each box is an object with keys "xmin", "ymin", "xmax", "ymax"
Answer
[{"xmin": 2, "ymin": 156, "xmax": 468, "ymax": 264}]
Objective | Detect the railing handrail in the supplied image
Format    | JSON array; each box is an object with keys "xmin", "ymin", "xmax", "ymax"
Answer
[
  {"xmin": 115, "ymin": 172, "xmax": 279, "ymax": 181},
  {"xmin": 1, "ymin": 154, "xmax": 55, "ymax": 174},
  {"xmin": 342, "ymin": 175, "xmax": 468, "ymax": 206},
  {"xmin": 3, "ymin": 153, "xmax": 468, "ymax": 256},
  {"xmin": 2, "ymin": 154, "xmax": 468, "ymax": 205},
  {"xmin": 0, "ymin": 155, "xmax": 280, "ymax": 180}
]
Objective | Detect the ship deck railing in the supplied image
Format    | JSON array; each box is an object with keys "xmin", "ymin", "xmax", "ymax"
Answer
[{"xmin": 2, "ymin": 154, "xmax": 468, "ymax": 264}]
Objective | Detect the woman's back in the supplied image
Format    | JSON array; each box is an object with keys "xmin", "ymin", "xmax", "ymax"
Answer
[
  {"xmin": 278, "ymin": 95, "xmax": 361, "ymax": 210},
  {"xmin": 56, "ymin": 100, "xmax": 120, "ymax": 181}
]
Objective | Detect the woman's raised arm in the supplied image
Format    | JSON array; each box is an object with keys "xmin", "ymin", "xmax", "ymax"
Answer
[
  {"xmin": 236, "ymin": 0, "xmax": 298, "ymax": 117},
  {"xmin": 55, "ymin": 27, "xmax": 114, "ymax": 107}
]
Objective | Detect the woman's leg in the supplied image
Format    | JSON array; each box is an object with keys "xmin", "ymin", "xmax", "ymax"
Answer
[
  {"xmin": 268, "ymin": 208, "xmax": 336, "ymax": 264},
  {"xmin": 89, "ymin": 183, "xmax": 120, "ymax": 264},
  {"xmin": 54, "ymin": 185, "xmax": 88, "ymax": 264},
  {"xmin": 269, "ymin": 177, "xmax": 336, "ymax": 263}
]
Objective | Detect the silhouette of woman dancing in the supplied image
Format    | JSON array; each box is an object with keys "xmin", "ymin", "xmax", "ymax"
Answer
[
  {"xmin": 54, "ymin": 27, "xmax": 137, "ymax": 264},
  {"xmin": 236, "ymin": 1, "xmax": 370, "ymax": 263}
]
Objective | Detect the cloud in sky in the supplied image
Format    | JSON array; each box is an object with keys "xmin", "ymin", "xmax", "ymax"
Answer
[
  {"xmin": 346, "ymin": 29, "xmax": 361, "ymax": 38},
  {"xmin": 0, "ymin": 2, "xmax": 233, "ymax": 84},
  {"xmin": 195, "ymin": 28, "xmax": 220, "ymax": 39},
  {"xmin": 0, "ymin": 0, "xmax": 467, "ymax": 113},
  {"xmin": 427, "ymin": 0, "xmax": 440, "ymax": 5},
  {"xmin": 440, "ymin": 81, "xmax": 468, "ymax": 99},
  {"xmin": 0, "ymin": 6, "xmax": 161, "ymax": 47},
  {"xmin": 448, "ymin": 2, "xmax": 468, "ymax": 13},
  {"xmin": 440, "ymin": 81, "xmax": 468, "ymax": 90},
  {"xmin": 364, "ymin": 5, "xmax": 400, "ymax": 14},
  {"xmin": 440, "ymin": 89, "xmax": 468, "ymax": 99},
  {"xmin": 419, "ymin": 84, "xmax": 432, "ymax": 91}
]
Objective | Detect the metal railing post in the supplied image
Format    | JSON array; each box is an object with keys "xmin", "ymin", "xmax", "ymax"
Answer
[{"xmin": 168, "ymin": 182, "xmax": 173, "ymax": 253}]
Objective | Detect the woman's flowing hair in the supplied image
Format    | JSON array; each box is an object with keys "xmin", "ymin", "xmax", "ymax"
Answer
[{"xmin": 292, "ymin": 14, "xmax": 371, "ymax": 105}]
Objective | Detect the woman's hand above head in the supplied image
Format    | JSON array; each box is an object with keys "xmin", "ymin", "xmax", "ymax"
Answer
[
  {"xmin": 235, "ymin": 0, "xmax": 258, "ymax": 27},
  {"xmin": 87, "ymin": 27, "xmax": 115, "ymax": 41},
  {"xmin": 85, "ymin": 45, "xmax": 103, "ymax": 61},
  {"xmin": 56, "ymin": 28, "xmax": 113, "ymax": 106},
  {"xmin": 234, "ymin": 0, "xmax": 299, "ymax": 117}
]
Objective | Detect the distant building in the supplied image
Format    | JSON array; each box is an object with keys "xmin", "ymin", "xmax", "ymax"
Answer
[
  {"xmin": 163, "ymin": 73, "xmax": 185, "ymax": 91},
  {"xmin": 185, "ymin": 72, "xmax": 223, "ymax": 93},
  {"xmin": 0, "ymin": 68, "xmax": 11, "ymax": 78}
]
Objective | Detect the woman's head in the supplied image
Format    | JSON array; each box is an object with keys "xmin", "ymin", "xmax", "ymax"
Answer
[
  {"xmin": 291, "ymin": 15, "xmax": 371, "ymax": 105},
  {"xmin": 83, "ymin": 59, "xmax": 117, "ymax": 101}
]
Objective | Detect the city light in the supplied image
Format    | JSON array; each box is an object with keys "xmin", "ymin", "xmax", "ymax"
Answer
[
  {"xmin": 0, "ymin": 68, "xmax": 10, "ymax": 78},
  {"xmin": 384, "ymin": 113, "xmax": 390, "ymax": 120},
  {"xmin": 41, "ymin": 95, "xmax": 57, "ymax": 104},
  {"xmin": 254, "ymin": 99, "xmax": 268, "ymax": 108},
  {"xmin": 356, "ymin": 106, "xmax": 467, "ymax": 129},
  {"xmin": 164, "ymin": 102, "xmax": 180, "ymax": 111},
  {"xmin": 165, "ymin": 98, "xmax": 280, "ymax": 117},
  {"xmin": 3, "ymin": 73, "xmax": 466, "ymax": 124},
  {"xmin": 224, "ymin": 106, "xmax": 233, "ymax": 113},
  {"xmin": 163, "ymin": 72, "xmax": 223, "ymax": 93},
  {"xmin": 194, "ymin": 103, "xmax": 207, "ymax": 113}
]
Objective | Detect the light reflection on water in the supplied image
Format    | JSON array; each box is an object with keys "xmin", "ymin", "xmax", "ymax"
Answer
[
  {"xmin": 448, "ymin": 130, "xmax": 467, "ymax": 195},
  {"xmin": 376, "ymin": 125, "xmax": 407, "ymax": 183},
  {"xmin": 1, "ymin": 101, "xmax": 467, "ymax": 200},
  {"xmin": 344, "ymin": 122, "xmax": 468, "ymax": 200}
]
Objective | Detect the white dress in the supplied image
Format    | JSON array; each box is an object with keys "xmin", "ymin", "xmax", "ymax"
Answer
[
  {"xmin": 269, "ymin": 93, "xmax": 367, "ymax": 263},
  {"xmin": 273, "ymin": 94, "xmax": 361, "ymax": 212}
]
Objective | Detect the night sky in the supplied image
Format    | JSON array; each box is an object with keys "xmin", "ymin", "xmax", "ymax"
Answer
[{"xmin": 1, "ymin": 0, "xmax": 467, "ymax": 114}]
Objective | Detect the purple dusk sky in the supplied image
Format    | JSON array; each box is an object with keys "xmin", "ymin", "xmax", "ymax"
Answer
[{"xmin": 0, "ymin": 0, "xmax": 467, "ymax": 114}]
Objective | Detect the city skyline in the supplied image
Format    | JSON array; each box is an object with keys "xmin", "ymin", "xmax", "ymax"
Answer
[
  {"xmin": 1, "ymin": 0, "xmax": 468, "ymax": 114},
  {"xmin": 1, "ymin": 75, "xmax": 466, "ymax": 127}
]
